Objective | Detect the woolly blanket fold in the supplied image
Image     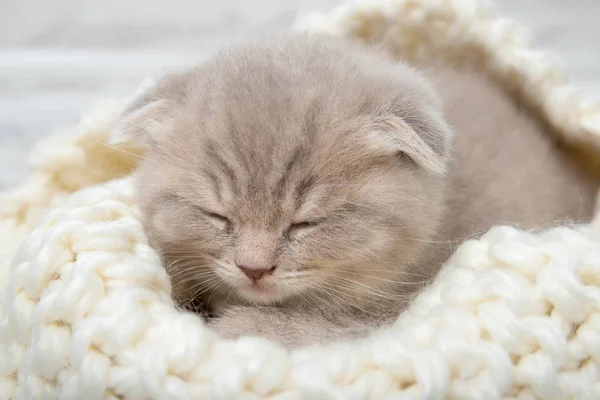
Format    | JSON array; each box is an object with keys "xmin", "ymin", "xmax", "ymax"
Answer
[{"xmin": 1, "ymin": 0, "xmax": 600, "ymax": 399}]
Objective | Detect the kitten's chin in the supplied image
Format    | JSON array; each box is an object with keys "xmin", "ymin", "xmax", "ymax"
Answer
[
  {"xmin": 233, "ymin": 279, "xmax": 309, "ymax": 305},
  {"xmin": 236, "ymin": 284, "xmax": 289, "ymax": 305}
]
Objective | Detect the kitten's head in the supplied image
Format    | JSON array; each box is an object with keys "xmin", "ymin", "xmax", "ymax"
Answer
[{"xmin": 113, "ymin": 34, "xmax": 452, "ymax": 309}]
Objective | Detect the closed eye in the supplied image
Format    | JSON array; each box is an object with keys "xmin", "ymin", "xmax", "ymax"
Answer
[
  {"xmin": 204, "ymin": 211, "xmax": 229, "ymax": 223},
  {"xmin": 290, "ymin": 221, "xmax": 314, "ymax": 230},
  {"xmin": 165, "ymin": 193, "xmax": 232, "ymax": 233},
  {"xmin": 285, "ymin": 220, "xmax": 321, "ymax": 239},
  {"xmin": 182, "ymin": 201, "xmax": 232, "ymax": 233},
  {"xmin": 202, "ymin": 210, "xmax": 232, "ymax": 233}
]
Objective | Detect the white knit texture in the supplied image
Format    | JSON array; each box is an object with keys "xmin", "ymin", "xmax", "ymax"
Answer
[{"xmin": 2, "ymin": 0, "xmax": 600, "ymax": 399}]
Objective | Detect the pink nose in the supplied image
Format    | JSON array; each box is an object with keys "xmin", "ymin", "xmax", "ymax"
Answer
[{"xmin": 238, "ymin": 265, "xmax": 276, "ymax": 281}]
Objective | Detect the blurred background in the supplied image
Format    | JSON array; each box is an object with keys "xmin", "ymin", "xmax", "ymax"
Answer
[{"xmin": 1, "ymin": 0, "xmax": 599, "ymax": 189}]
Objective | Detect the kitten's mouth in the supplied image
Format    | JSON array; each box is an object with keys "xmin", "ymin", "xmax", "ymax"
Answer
[
  {"xmin": 217, "ymin": 266, "xmax": 308, "ymax": 305},
  {"xmin": 247, "ymin": 281, "xmax": 268, "ymax": 291},
  {"xmin": 243, "ymin": 280, "xmax": 273, "ymax": 294}
]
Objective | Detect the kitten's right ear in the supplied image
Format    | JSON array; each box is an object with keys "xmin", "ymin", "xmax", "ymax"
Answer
[
  {"xmin": 110, "ymin": 91, "xmax": 174, "ymax": 147},
  {"xmin": 365, "ymin": 111, "xmax": 452, "ymax": 176}
]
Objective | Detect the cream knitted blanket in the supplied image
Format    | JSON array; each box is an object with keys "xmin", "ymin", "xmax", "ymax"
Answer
[{"xmin": 2, "ymin": 0, "xmax": 600, "ymax": 399}]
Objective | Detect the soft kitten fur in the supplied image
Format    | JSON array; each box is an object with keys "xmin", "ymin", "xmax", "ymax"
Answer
[{"xmin": 113, "ymin": 33, "xmax": 598, "ymax": 348}]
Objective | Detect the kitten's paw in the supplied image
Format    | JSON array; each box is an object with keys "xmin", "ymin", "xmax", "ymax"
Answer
[
  {"xmin": 205, "ymin": 306, "xmax": 302, "ymax": 349},
  {"xmin": 206, "ymin": 315, "xmax": 248, "ymax": 340},
  {"xmin": 206, "ymin": 307, "xmax": 267, "ymax": 338}
]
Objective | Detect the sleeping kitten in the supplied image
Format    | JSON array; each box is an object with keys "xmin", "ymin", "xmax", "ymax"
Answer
[{"xmin": 112, "ymin": 33, "xmax": 598, "ymax": 348}]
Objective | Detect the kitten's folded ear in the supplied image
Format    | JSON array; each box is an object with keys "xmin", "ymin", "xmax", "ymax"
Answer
[
  {"xmin": 109, "ymin": 94, "xmax": 174, "ymax": 147},
  {"xmin": 366, "ymin": 111, "xmax": 452, "ymax": 176},
  {"xmin": 109, "ymin": 74, "xmax": 185, "ymax": 147}
]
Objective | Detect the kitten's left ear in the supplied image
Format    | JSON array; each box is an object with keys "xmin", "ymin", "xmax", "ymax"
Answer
[
  {"xmin": 366, "ymin": 112, "xmax": 452, "ymax": 176},
  {"xmin": 109, "ymin": 93, "xmax": 174, "ymax": 147},
  {"xmin": 109, "ymin": 72, "xmax": 188, "ymax": 147}
]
